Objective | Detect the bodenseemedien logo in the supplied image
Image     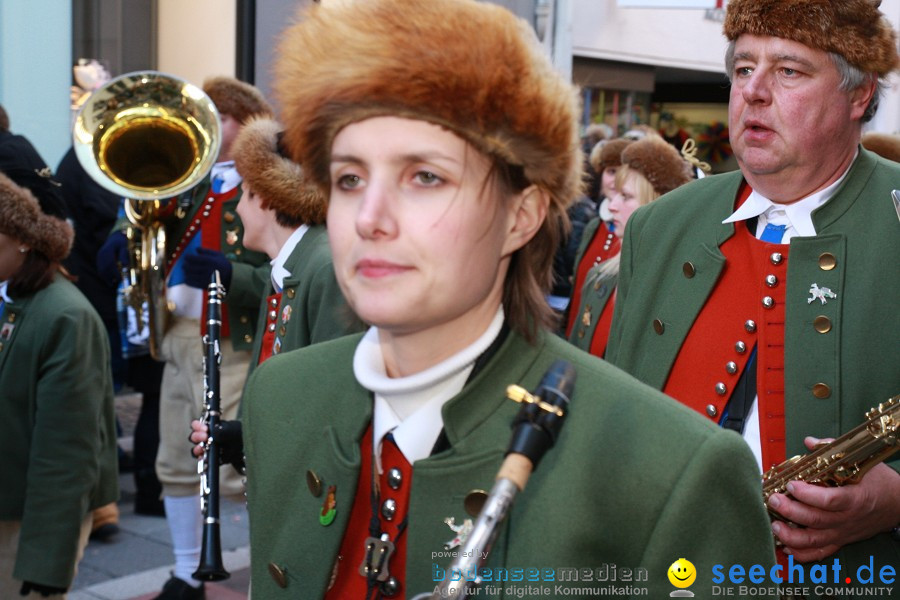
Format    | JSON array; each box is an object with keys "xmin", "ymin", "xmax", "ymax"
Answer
[{"xmin": 668, "ymin": 558, "xmax": 696, "ymax": 597}]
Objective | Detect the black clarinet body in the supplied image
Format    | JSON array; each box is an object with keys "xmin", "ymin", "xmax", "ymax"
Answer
[{"xmin": 193, "ymin": 270, "xmax": 230, "ymax": 581}]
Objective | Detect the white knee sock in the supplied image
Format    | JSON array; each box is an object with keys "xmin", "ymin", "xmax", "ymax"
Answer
[{"xmin": 163, "ymin": 495, "xmax": 204, "ymax": 587}]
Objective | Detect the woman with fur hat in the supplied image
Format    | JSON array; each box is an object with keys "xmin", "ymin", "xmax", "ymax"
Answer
[
  {"xmin": 188, "ymin": 118, "xmax": 363, "ymax": 469},
  {"xmin": 569, "ymin": 137, "xmax": 692, "ymax": 356},
  {"xmin": 563, "ymin": 137, "xmax": 633, "ymax": 337},
  {"xmin": 232, "ymin": 117, "xmax": 362, "ymax": 369},
  {"xmin": 240, "ymin": 0, "xmax": 775, "ymax": 597},
  {"xmin": 0, "ymin": 173, "xmax": 118, "ymax": 597}
]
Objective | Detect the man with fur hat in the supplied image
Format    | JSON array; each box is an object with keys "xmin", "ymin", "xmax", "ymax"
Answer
[
  {"xmin": 239, "ymin": 0, "xmax": 776, "ymax": 597},
  {"xmin": 0, "ymin": 172, "xmax": 118, "ymax": 598},
  {"xmin": 95, "ymin": 75, "xmax": 273, "ymax": 599},
  {"xmin": 607, "ymin": 0, "xmax": 900, "ymax": 582},
  {"xmin": 564, "ymin": 137, "xmax": 633, "ymax": 337}
]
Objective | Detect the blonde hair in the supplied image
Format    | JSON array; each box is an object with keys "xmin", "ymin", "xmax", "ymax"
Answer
[{"xmin": 598, "ymin": 167, "xmax": 661, "ymax": 279}]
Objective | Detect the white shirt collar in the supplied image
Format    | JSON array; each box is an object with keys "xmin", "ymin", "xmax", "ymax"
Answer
[
  {"xmin": 210, "ymin": 161, "xmax": 242, "ymax": 194},
  {"xmin": 270, "ymin": 225, "xmax": 309, "ymax": 291},
  {"xmin": 353, "ymin": 307, "xmax": 505, "ymax": 471},
  {"xmin": 722, "ymin": 153, "xmax": 855, "ymax": 241},
  {"xmin": 0, "ymin": 281, "xmax": 11, "ymax": 303}
]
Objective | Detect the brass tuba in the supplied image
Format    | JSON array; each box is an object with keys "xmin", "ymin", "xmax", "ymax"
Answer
[{"xmin": 73, "ymin": 71, "xmax": 221, "ymax": 359}]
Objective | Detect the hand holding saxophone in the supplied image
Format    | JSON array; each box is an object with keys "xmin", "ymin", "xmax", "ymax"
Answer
[{"xmin": 768, "ymin": 438, "xmax": 900, "ymax": 562}]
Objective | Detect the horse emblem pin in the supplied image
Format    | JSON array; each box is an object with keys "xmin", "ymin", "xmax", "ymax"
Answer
[{"xmin": 808, "ymin": 283, "xmax": 837, "ymax": 305}]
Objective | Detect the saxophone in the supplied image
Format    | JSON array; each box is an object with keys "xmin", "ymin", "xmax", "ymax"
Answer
[
  {"xmin": 426, "ymin": 360, "xmax": 577, "ymax": 599},
  {"xmin": 762, "ymin": 395, "xmax": 899, "ymax": 523}
]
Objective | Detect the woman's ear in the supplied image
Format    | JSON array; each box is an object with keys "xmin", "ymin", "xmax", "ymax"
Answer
[{"xmin": 503, "ymin": 184, "xmax": 549, "ymax": 255}]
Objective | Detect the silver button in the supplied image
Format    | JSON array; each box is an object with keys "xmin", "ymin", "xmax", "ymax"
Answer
[
  {"xmin": 270, "ymin": 298, "xmax": 279, "ymax": 307},
  {"xmin": 706, "ymin": 404, "xmax": 718, "ymax": 417},
  {"xmin": 735, "ymin": 341, "xmax": 747, "ymax": 354},
  {"xmin": 725, "ymin": 361, "xmax": 738, "ymax": 374},
  {"xmin": 745, "ymin": 320, "xmax": 757, "ymax": 333},
  {"xmin": 715, "ymin": 382, "xmax": 727, "ymax": 396},
  {"xmin": 762, "ymin": 296, "xmax": 775, "ymax": 308},
  {"xmin": 765, "ymin": 274, "xmax": 778, "ymax": 287},
  {"xmin": 268, "ymin": 310, "xmax": 277, "ymax": 320},
  {"xmin": 381, "ymin": 576, "xmax": 400, "ymax": 597},
  {"xmin": 268, "ymin": 323, "xmax": 276, "ymax": 332},
  {"xmin": 387, "ymin": 468, "xmax": 402, "ymax": 490},
  {"xmin": 770, "ymin": 252, "xmax": 783, "ymax": 265},
  {"xmin": 381, "ymin": 498, "xmax": 397, "ymax": 521}
]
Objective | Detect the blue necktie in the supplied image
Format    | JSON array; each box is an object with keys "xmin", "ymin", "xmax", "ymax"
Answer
[
  {"xmin": 211, "ymin": 174, "xmax": 224, "ymax": 193},
  {"xmin": 759, "ymin": 223, "xmax": 786, "ymax": 243}
]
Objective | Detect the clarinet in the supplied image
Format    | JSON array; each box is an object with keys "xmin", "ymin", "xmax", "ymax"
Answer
[
  {"xmin": 193, "ymin": 270, "xmax": 230, "ymax": 581},
  {"xmin": 427, "ymin": 360, "xmax": 577, "ymax": 599}
]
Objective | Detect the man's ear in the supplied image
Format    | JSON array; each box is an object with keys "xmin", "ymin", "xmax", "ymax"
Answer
[
  {"xmin": 503, "ymin": 184, "xmax": 549, "ymax": 255},
  {"xmin": 848, "ymin": 78, "xmax": 876, "ymax": 121}
]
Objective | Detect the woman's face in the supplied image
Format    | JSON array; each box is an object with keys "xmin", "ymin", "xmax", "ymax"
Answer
[
  {"xmin": 600, "ymin": 166, "xmax": 618, "ymax": 199},
  {"xmin": 327, "ymin": 116, "xmax": 524, "ymax": 346},
  {"xmin": 607, "ymin": 171, "xmax": 643, "ymax": 238},
  {"xmin": 0, "ymin": 232, "xmax": 26, "ymax": 282}
]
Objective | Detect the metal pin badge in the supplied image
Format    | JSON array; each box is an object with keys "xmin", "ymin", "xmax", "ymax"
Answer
[
  {"xmin": 319, "ymin": 485, "xmax": 337, "ymax": 526},
  {"xmin": 807, "ymin": 283, "xmax": 837, "ymax": 305},
  {"xmin": 442, "ymin": 516, "xmax": 474, "ymax": 550}
]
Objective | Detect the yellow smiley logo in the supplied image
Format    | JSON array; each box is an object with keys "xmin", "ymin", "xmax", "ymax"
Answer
[{"xmin": 668, "ymin": 558, "xmax": 696, "ymax": 588}]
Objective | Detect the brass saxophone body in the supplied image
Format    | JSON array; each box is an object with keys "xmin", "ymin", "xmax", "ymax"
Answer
[{"xmin": 762, "ymin": 395, "xmax": 899, "ymax": 522}]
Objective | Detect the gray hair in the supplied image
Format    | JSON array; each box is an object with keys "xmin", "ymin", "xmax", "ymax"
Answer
[{"xmin": 724, "ymin": 40, "xmax": 883, "ymax": 122}]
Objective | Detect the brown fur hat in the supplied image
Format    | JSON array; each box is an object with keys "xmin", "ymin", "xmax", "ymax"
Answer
[
  {"xmin": 0, "ymin": 172, "xmax": 73, "ymax": 261},
  {"xmin": 723, "ymin": 0, "xmax": 900, "ymax": 77},
  {"xmin": 274, "ymin": 0, "xmax": 583, "ymax": 211},
  {"xmin": 233, "ymin": 117, "xmax": 326, "ymax": 224},
  {"xmin": 590, "ymin": 138, "xmax": 634, "ymax": 174},
  {"xmin": 861, "ymin": 131, "xmax": 900, "ymax": 163},
  {"xmin": 202, "ymin": 76, "xmax": 273, "ymax": 125},
  {"xmin": 620, "ymin": 137, "xmax": 692, "ymax": 196}
]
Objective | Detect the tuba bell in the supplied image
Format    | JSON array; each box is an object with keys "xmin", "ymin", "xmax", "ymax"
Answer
[{"xmin": 73, "ymin": 71, "xmax": 221, "ymax": 360}]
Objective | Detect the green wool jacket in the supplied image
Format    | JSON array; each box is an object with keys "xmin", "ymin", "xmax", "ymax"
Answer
[
  {"xmin": 607, "ymin": 148, "xmax": 900, "ymax": 579},
  {"xmin": 247, "ymin": 225, "xmax": 362, "ymax": 378},
  {"xmin": 168, "ymin": 177, "xmax": 270, "ymax": 351},
  {"xmin": 0, "ymin": 275, "xmax": 118, "ymax": 589},
  {"xmin": 568, "ymin": 265, "xmax": 618, "ymax": 354},
  {"xmin": 243, "ymin": 329, "xmax": 776, "ymax": 599}
]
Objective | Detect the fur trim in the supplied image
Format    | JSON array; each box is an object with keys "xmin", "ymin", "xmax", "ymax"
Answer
[
  {"xmin": 861, "ymin": 132, "xmax": 900, "ymax": 163},
  {"xmin": 274, "ymin": 0, "xmax": 583, "ymax": 211},
  {"xmin": 233, "ymin": 117, "xmax": 326, "ymax": 224},
  {"xmin": 724, "ymin": 0, "xmax": 900, "ymax": 77},
  {"xmin": 590, "ymin": 138, "xmax": 634, "ymax": 173},
  {"xmin": 620, "ymin": 137, "xmax": 692, "ymax": 196},
  {"xmin": 0, "ymin": 173, "xmax": 73, "ymax": 261},
  {"xmin": 202, "ymin": 76, "xmax": 273, "ymax": 124}
]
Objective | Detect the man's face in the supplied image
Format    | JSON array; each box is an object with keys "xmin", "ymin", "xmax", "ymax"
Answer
[{"xmin": 728, "ymin": 34, "xmax": 872, "ymax": 203}]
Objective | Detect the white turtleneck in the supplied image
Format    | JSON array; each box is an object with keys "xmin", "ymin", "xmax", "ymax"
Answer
[{"xmin": 353, "ymin": 307, "xmax": 505, "ymax": 473}]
